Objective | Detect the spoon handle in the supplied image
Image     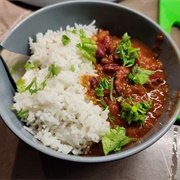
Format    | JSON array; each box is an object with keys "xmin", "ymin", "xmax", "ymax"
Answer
[{"xmin": 0, "ymin": 44, "xmax": 29, "ymax": 83}]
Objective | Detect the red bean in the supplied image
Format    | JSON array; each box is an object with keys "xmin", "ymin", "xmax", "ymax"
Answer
[
  {"xmin": 90, "ymin": 77, "xmax": 98, "ymax": 88},
  {"xmin": 102, "ymin": 36, "xmax": 110, "ymax": 45},
  {"xmin": 103, "ymin": 64, "xmax": 119, "ymax": 73},
  {"xmin": 101, "ymin": 57, "xmax": 109, "ymax": 65},
  {"xmin": 96, "ymin": 42, "xmax": 106, "ymax": 59},
  {"xmin": 113, "ymin": 53, "xmax": 120, "ymax": 61}
]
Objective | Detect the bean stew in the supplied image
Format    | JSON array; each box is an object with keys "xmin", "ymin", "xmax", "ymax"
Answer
[{"xmin": 82, "ymin": 29, "xmax": 168, "ymax": 156}]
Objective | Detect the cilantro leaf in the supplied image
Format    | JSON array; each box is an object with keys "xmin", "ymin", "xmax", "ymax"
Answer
[
  {"xmin": 95, "ymin": 78, "xmax": 115, "ymax": 101},
  {"xmin": 16, "ymin": 77, "xmax": 26, "ymax": 93},
  {"xmin": 95, "ymin": 88, "xmax": 104, "ymax": 97},
  {"xmin": 76, "ymin": 29, "xmax": 97, "ymax": 63},
  {"xmin": 102, "ymin": 126, "xmax": 135, "ymax": 155},
  {"xmin": 16, "ymin": 77, "xmax": 40, "ymax": 94},
  {"xmin": 96, "ymin": 99, "xmax": 109, "ymax": 110},
  {"xmin": 128, "ymin": 65, "xmax": 154, "ymax": 85},
  {"xmin": 68, "ymin": 29, "xmax": 77, "ymax": 34},
  {"xmin": 17, "ymin": 108, "xmax": 29, "ymax": 118},
  {"xmin": 24, "ymin": 62, "xmax": 39, "ymax": 71},
  {"xmin": 109, "ymin": 77, "xmax": 114, "ymax": 101},
  {"xmin": 108, "ymin": 113, "xmax": 115, "ymax": 122},
  {"xmin": 71, "ymin": 64, "xmax": 75, "ymax": 72},
  {"xmin": 95, "ymin": 78, "xmax": 109, "ymax": 98},
  {"xmin": 16, "ymin": 64, "xmax": 60, "ymax": 95},
  {"xmin": 61, "ymin": 35, "xmax": 70, "ymax": 46},
  {"xmin": 46, "ymin": 64, "xmax": 61, "ymax": 78},
  {"xmin": 25, "ymin": 77, "xmax": 39, "ymax": 94},
  {"xmin": 99, "ymin": 78, "xmax": 109, "ymax": 89},
  {"xmin": 116, "ymin": 33, "xmax": 139, "ymax": 67},
  {"xmin": 120, "ymin": 100, "xmax": 152, "ymax": 126}
]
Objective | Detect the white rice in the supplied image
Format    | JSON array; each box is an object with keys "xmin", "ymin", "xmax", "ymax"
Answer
[{"xmin": 13, "ymin": 21, "xmax": 110, "ymax": 155}]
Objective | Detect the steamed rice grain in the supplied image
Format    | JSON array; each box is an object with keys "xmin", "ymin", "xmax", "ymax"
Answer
[{"xmin": 13, "ymin": 22, "xmax": 110, "ymax": 155}]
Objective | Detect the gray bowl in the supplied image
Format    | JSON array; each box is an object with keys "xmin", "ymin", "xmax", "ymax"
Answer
[{"xmin": 1, "ymin": 1, "xmax": 180, "ymax": 163}]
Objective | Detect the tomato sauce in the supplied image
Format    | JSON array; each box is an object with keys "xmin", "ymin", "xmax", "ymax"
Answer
[{"xmin": 82, "ymin": 29, "xmax": 168, "ymax": 156}]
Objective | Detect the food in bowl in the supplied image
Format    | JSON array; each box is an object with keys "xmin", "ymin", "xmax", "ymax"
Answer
[{"xmin": 12, "ymin": 21, "xmax": 168, "ymax": 156}]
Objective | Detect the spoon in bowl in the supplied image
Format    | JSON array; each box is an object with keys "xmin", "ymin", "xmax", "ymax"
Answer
[{"xmin": 0, "ymin": 44, "xmax": 29, "ymax": 89}]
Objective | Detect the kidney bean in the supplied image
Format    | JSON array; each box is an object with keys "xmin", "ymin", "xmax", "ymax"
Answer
[
  {"xmin": 103, "ymin": 64, "xmax": 119, "ymax": 73},
  {"xmin": 101, "ymin": 57, "xmax": 109, "ymax": 65},
  {"xmin": 101, "ymin": 55, "xmax": 114, "ymax": 65},
  {"xmin": 102, "ymin": 36, "xmax": 110, "ymax": 44},
  {"xmin": 90, "ymin": 77, "xmax": 98, "ymax": 89},
  {"xmin": 113, "ymin": 53, "xmax": 120, "ymax": 61},
  {"xmin": 96, "ymin": 42, "xmax": 106, "ymax": 59}
]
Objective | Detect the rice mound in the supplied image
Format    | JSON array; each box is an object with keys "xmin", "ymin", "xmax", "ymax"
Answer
[{"xmin": 13, "ymin": 22, "xmax": 110, "ymax": 155}]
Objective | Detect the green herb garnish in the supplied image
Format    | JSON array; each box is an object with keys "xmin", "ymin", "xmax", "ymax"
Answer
[
  {"xmin": 109, "ymin": 77, "xmax": 114, "ymax": 101},
  {"xmin": 95, "ymin": 78, "xmax": 109, "ymax": 98},
  {"xmin": 76, "ymin": 29, "xmax": 97, "ymax": 63},
  {"xmin": 46, "ymin": 64, "xmax": 61, "ymax": 78},
  {"xmin": 95, "ymin": 78, "xmax": 115, "ymax": 101},
  {"xmin": 17, "ymin": 108, "xmax": 29, "ymax": 118},
  {"xmin": 116, "ymin": 32, "xmax": 139, "ymax": 67},
  {"xmin": 99, "ymin": 78, "xmax": 109, "ymax": 89},
  {"xmin": 71, "ymin": 64, "xmax": 75, "ymax": 72},
  {"xmin": 95, "ymin": 88, "xmax": 104, "ymax": 98},
  {"xmin": 102, "ymin": 126, "xmax": 135, "ymax": 155},
  {"xmin": 96, "ymin": 99, "xmax": 109, "ymax": 110},
  {"xmin": 108, "ymin": 113, "xmax": 115, "ymax": 122},
  {"xmin": 61, "ymin": 35, "xmax": 71, "ymax": 46},
  {"xmin": 117, "ymin": 96, "xmax": 123, "ymax": 102},
  {"xmin": 25, "ymin": 77, "xmax": 40, "ymax": 94},
  {"xmin": 16, "ymin": 64, "xmax": 60, "ymax": 94},
  {"xmin": 24, "ymin": 62, "xmax": 39, "ymax": 71},
  {"xmin": 120, "ymin": 100, "xmax": 152, "ymax": 126},
  {"xmin": 16, "ymin": 77, "xmax": 26, "ymax": 93},
  {"xmin": 128, "ymin": 65, "xmax": 154, "ymax": 85}
]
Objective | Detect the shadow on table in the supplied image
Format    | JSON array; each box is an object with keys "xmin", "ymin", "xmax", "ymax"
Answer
[{"xmin": 10, "ymin": 140, "xmax": 139, "ymax": 179}]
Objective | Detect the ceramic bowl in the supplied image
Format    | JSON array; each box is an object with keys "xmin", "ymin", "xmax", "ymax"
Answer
[{"xmin": 1, "ymin": 1, "xmax": 180, "ymax": 163}]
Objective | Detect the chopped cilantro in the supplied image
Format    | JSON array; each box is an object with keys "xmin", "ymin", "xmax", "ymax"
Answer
[
  {"xmin": 46, "ymin": 64, "xmax": 61, "ymax": 78},
  {"xmin": 95, "ymin": 88, "xmax": 104, "ymax": 97},
  {"xmin": 109, "ymin": 77, "xmax": 114, "ymax": 101},
  {"xmin": 16, "ymin": 77, "xmax": 26, "ymax": 93},
  {"xmin": 116, "ymin": 32, "xmax": 139, "ymax": 67},
  {"xmin": 68, "ymin": 29, "xmax": 77, "ymax": 34},
  {"xmin": 24, "ymin": 62, "xmax": 39, "ymax": 71},
  {"xmin": 96, "ymin": 99, "xmax": 109, "ymax": 110},
  {"xmin": 71, "ymin": 64, "xmax": 75, "ymax": 72},
  {"xmin": 76, "ymin": 29, "xmax": 97, "ymax": 63},
  {"xmin": 117, "ymin": 96, "xmax": 123, "ymax": 102},
  {"xmin": 108, "ymin": 113, "xmax": 115, "ymax": 122},
  {"xmin": 17, "ymin": 108, "xmax": 29, "ymax": 118},
  {"xmin": 128, "ymin": 65, "xmax": 154, "ymax": 85},
  {"xmin": 95, "ymin": 78, "xmax": 109, "ymax": 98},
  {"xmin": 99, "ymin": 78, "xmax": 109, "ymax": 89},
  {"xmin": 61, "ymin": 35, "xmax": 70, "ymax": 46},
  {"xmin": 25, "ymin": 77, "xmax": 40, "ymax": 94},
  {"xmin": 16, "ymin": 64, "xmax": 60, "ymax": 95},
  {"xmin": 95, "ymin": 78, "xmax": 115, "ymax": 101},
  {"xmin": 120, "ymin": 100, "xmax": 152, "ymax": 126},
  {"xmin": 102, "ymin": 126, "xmax": 135, "ymax": 155},
  {"xmin": 40, "ymin": 80, "xmax": 47, "ymax": 89}
]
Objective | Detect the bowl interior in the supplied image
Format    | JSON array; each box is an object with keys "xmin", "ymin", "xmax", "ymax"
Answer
[{"xmin": 1, "ymin": 1, "xmax": 180, "ymax": 163}]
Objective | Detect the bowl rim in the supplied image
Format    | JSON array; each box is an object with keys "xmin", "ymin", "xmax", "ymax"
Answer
[{"xmin": 1, "ymin": 0, "xmax": 180, "ymax": 163}]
